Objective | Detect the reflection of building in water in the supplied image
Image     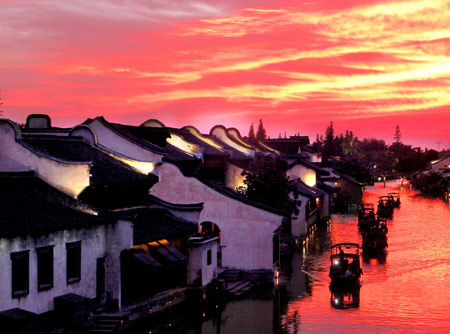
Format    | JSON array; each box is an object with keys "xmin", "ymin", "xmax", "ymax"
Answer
[{"xmin": 330, "ymin": 284, "xmax": 360, "ymax": 309}]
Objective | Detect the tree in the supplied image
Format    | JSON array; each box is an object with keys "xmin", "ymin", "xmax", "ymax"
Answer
[
  {"xmin": 248, "ymin": 122, "xmax": 256, "ymax": 143},
  {"xmin": 236, "ymin": 155, "xmax": 299, "ymax": 215},
  {"xmin": 394, "ymin": 125, "xmax": 401, "ymax": 143},
  {"xmin": 256, "ymin": 119, "xmax": 267, "ymax": 140},
  {"xmin": 322, "ymin": 121, "xmax": 337, "ymax": 158}
]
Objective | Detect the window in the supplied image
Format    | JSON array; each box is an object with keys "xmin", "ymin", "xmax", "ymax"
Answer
[
  {"xmin": 37, "ymin": 246, "xmax": 53, "ymax": 291},
  {"xmin": 207, "ymin": 249, "xmax": 212, "ymax": 266},
  {"xmin": 11, "ymin": 251, "xmax": 29, "ymax": 298},
  {"xmin": 66, "ymin": 242, "xmax": 81, "ymax": 284}
]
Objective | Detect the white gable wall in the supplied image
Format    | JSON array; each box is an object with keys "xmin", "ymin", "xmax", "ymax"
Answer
[
  {"xmin": 288, "ymin": 164, "xmax": 316, "ymax": 187},
  {"xmin": 290, "ymin": 193, "xmax": 309, "ymax": 237},
  {"xmin": 87, "ymin": 118, "xmax": 164, "ymax": 163},
  {"xmin": 0, "ymin": 120, "xmax": 90, "ymax": 198},
  {"xmin": 0, "ymin": 220, "xmax": 133, "ymax": 314},
  {"xmin": 225, "ymin": 162, "xmax": 245, "ymax": 190},
  {"xmin": 431, "ymin": 156, "xmax": 450, "ymax": 173},
  {"xmin": 150, "ymin": 163, "xmax": 283, "ymax": 271}
]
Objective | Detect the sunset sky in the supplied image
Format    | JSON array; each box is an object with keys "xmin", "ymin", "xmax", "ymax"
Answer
[{"xmin": 1, "ymin": 0, "xmax": 449, "ymax": 149}]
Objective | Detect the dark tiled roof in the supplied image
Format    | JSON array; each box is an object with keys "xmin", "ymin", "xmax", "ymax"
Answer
[
  {"xmin": 84, "ymin": 117, "xmax": 166, "ymax": 154},
  {"xmin": 168, "ymin": 128, "xmax": 229, "ymax": 157},
  {"xmin": 288, "ymin": 159, "xmax": 330, "ymax": 175},
  {"xmin": 114, "ymin": 208, "xmax": 198, "ymax": 244},
  {"xmin": 0, "ymin": 173, "xmax": 112, "ymax": 238},
  {"xmin": 261, "ymin": 138, "xmax": 306, "ymax": 154},
  {"xmin": 207, "ymin": 135, "xmax": 253, "ymax": 162},
  {"xmin": 22, "ymin": 136, "xmax": 154, "ymax": 185},
  {"xmin": 317, "ymin": 182, "xmax": 336, "ymax": 193},
  {"xmin": 294, "ymin": 179, "xmax": 325, "ymax": 199},
  {"xmin": 165, "ymin": 160, "xmax": 285, "ymax": 216}
]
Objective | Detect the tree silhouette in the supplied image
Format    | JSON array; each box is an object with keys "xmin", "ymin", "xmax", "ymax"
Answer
[
  {"xmin": 0, "ymin": 90, "xmax": 3, "ymax": 116},
  {"xmin": 394, "ymin": 125, "xmax": 401, "ymax": 143},
  {"xmin": 236, "ymin": 155, "xmax": 299, "ymax": 214},
  {"xmin": 248, "ymin": 122, "xmax": 256, "ymax": 143},
  {"xmin": 256, "ymin": 119, "xmax": 267, "ymax": 140}
]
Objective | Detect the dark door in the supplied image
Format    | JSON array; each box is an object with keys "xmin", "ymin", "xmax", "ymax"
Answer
[{"xmin": 96, "ymin": 257, "xmax": 106, "ymax": 306}]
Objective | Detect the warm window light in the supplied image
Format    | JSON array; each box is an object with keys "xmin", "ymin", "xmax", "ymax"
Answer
[{"xmin": 304, "ymin": 174, "xmax": 316, "ymax": 187}]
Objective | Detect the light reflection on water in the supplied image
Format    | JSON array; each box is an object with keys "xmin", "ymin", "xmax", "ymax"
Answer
[
  {"xmin": 143, "ymin": 181, "xmax": 450, "ymax": 333},
  {"xmin": 279, "ymin": 181, "xmax": 450, "ymax": 334}
]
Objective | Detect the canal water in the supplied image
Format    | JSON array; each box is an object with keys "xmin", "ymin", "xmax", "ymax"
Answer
[{"xmin": 142, "ymin": 181, "xmax": 450, "ymax": 333}]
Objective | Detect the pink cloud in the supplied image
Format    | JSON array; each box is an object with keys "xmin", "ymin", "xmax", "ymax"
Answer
[{"xmin": 1, "ymin": 0, "xmax": 449, "ymax": 150}]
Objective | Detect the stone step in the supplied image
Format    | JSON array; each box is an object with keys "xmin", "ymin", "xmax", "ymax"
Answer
[
  {"xmin": 226, "ymin": 280, "xmax": 253, "ymax": 295},
  {"xmin": 229, "ymin": 281, "xmax": 251, "ymax": 293},
  {"xmin": 88, "ymin": 330, "xmax": 115, "ymax": 334},
  {"xmin": 91, "ymin": 324, "xmax": 118, "ymax": 330}
]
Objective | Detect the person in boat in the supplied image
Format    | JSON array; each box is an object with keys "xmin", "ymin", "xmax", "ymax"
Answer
[
  {"xmin": 339, "ymin": 246, "xmax": 344, "ymax": 255},
  {"xmin": 345, "ymin": 267, "xmax": 353, "ymax": 277}
]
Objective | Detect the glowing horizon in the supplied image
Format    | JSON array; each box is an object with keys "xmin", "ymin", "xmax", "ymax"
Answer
[{"xmin": 1, "ymin": 0, "xmax": 449, "ymax": 149}]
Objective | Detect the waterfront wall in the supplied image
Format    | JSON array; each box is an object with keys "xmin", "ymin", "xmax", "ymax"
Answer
[{"xmin": 150, "ymin": 162, "xmax": 283, "ymax": 271}]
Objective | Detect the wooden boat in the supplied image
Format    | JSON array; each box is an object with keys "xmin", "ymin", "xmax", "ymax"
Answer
[
  {"xmin": 329, "ymin": 243, "xmax": 362, "ymax": 286},
  {"xmin": 377, "ymin": 196, "xmax": 394, "ymax": 217},
  {"xmin": 358, "ymin": 203, "xmax": 376, "ymax": 229},
  {"xmin": 330, "ymin": 284, "xmax": 360, "ymax": 309},
  {"xmin": 362, "ymin": 218, "xmax": 388, "ymax": 253},
  {"xmin": 388, "ymin": 192, "xmax": 401, "ymax": 208}
]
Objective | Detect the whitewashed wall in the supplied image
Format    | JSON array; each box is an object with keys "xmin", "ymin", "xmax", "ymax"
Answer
[
  {"xmin": 0, "ymin": 221, "xmax": 133, "ymax": 314},
  {"xmin": 86, "ymin": 118, "xmax": 164, "ymax": 163},
  {"xmin": 225, "ymin": 162, "xmax": 245, "ymax": 190},
  {"xmin": 0, "ymin": 120, "xmax": 90, "ymax": 198},
  {"xmin": 187, "ymin": 237, "xmax": 218, "ymax": 286},
  {"xmin": 290, "ymin": 193, "xmax": 309, "ymax": 237},
  {"xmin": 150, "ymin": 163, "xmax": 283, "ymax": 271},
  {"xmin": 287, "ymin": 164, "xmax": 317, "ymax": 187}
]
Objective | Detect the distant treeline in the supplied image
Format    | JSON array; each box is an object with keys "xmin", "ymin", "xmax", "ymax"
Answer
[{"xmin": 311, "ymin": 122, "xmax": 441, "ymax": 177}]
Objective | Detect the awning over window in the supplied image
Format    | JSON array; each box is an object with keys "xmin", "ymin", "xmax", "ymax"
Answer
[
  {"xmin": 161, "ymin": 242, "xmax": 186, "ymax": 261},
  {"xmin": 147, "ymin": 241, "xmax": 186, "ymax": 263},
  {"xmin": 131, "ymin": 251, "xmax": 161, "ymax": 268}
]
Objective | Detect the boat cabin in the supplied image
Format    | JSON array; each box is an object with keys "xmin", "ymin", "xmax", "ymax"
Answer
[
  {"xmin": 358, "ymin": 203, "xmax": 376, "ymax": 228},
  {"xmin": 362, "ymin": 218, "xmax": 388, "ymax": 252},
  {"xmin": 387, "ymin": 192, "xmax": 401, "ymax": 207},
  {"xmin": 377, "ymin": 196, "xmax": 394, "ymax": 217},
  {"xmin": 329, "ymin": 243, "xmax": 362, "ymax": 285}
]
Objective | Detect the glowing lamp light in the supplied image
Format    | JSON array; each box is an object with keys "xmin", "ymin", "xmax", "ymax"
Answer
[
  {"xmin": 334, "ymin": 260, "xmax": 340, "ymax": 266},
  {"xmin": 378, "ymin": 177, "xmax": 382, "ymax": 181},
  {"xmin": 304, "ymin": 174, "xmax": 316, "ymax": 187},
  {"xmin": 334, "ymin": 299, "xmax": 339, "ymax": 305}
]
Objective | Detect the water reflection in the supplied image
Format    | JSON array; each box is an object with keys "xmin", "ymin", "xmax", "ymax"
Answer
[
  {"xmin": 140, "ymin": 181, "xmax": 450, "ymax": 333},
  {"xmin": 330, "ymin": 284, "xmax": 360, "ymax": 309}
]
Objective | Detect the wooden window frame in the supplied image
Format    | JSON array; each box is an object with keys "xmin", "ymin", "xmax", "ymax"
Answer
[
  {"xmin": 207, "ymin": 249, "xmax": 212, "ymax": 266},
  {"xmin": 11, "ymin": 250, "xmax": 30, "ymax": 298},
  {"xmin": 37, "ymin": 246, "xmax": 54, "ymax": 291},
  {"xmin": 66, "ymin": 241, "xmax": 81, "ymax": 284}
]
